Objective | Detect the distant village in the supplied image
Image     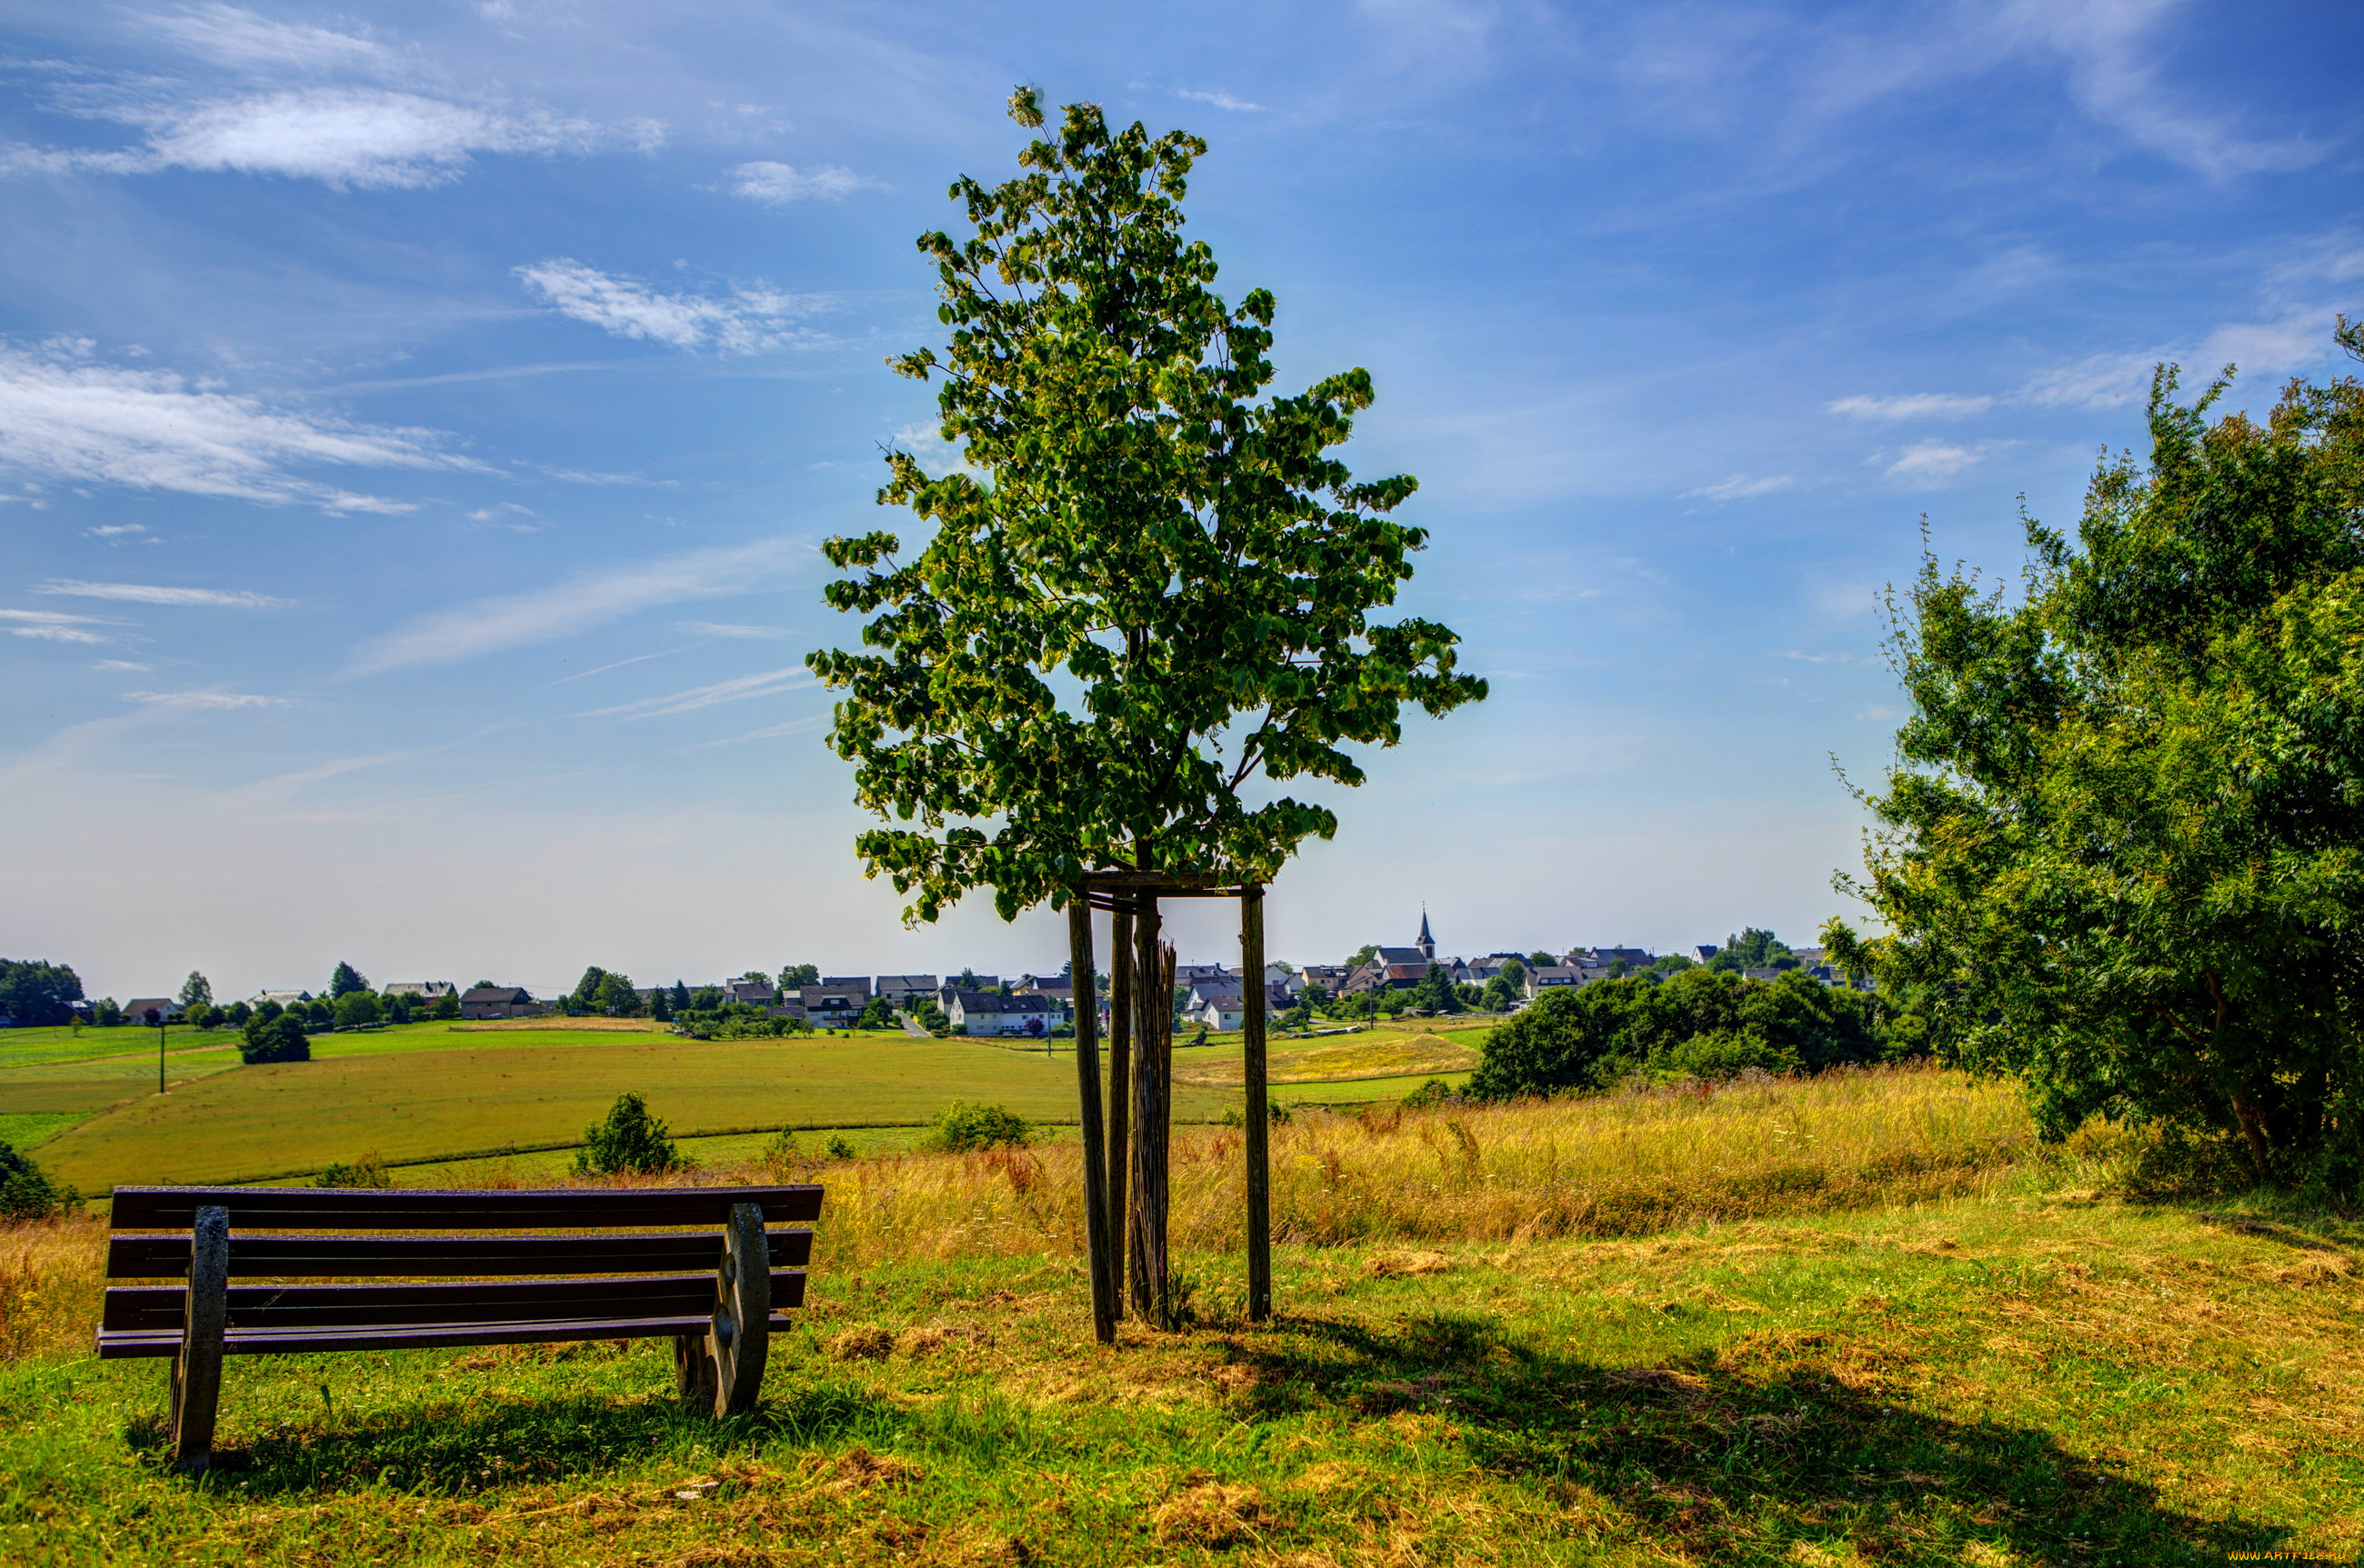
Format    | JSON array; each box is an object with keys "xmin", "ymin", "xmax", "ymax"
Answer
[{"xmin": 16, "ymin": 914, "xmax": 1865, "ymax": 1037}]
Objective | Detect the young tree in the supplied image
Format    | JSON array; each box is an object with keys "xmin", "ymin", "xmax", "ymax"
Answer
[
  {"xmin": 649, "ymin": 986, "xmax": 674, "ymax": 1023},
  {"xmin": 593, "ymin": 973, "xmax": 638, "ymax": 1016},
  {"xmin": 778, "ymin": 964, "xmax": 820, "ymax": 990},
  {"xmin": 1527, "ymin": 952, "xmax": 1557, "ymax": 969},
  {"xmin": 807, "ymin": 89, "xmax": 1484, "ymax": 923},
  {"xmin": 333, "ymin": 991, "xmax": 382, "ymax": 1028},
  {"xmin": 807, "ymin": 89, "xmax": 1485, "ymax": 1333},
  {"xmin": 430, "ymin": 989, "xmax": 461, "ymax": 1021},
  {"xmin": 573, "ymin": 966, "xmax": 608, "ymax": 1008},
  {"xmin": 176, "ymin": 971, "xmax": 213, "ymax": 1011},
  {"xmin": 1482, "ymin": 973, "xmax": 1520, "ymax": 1013},
  {"xmin": 1829, "ymin": 328, "xmax": 2364, "ymax": 1193},
  {"xmin": 1415, "ymin": 963, "xmax": 1460, "ymax": 1014},
  {"xmin": 240, "ymin": 1012, "xmax": 311, "ymax": 1065},
  {"xmin": 1707, "ymin": 929, "xmax": 1794, "ymax": 973},
  {"xmin": 575, "ymin": 1093, "xmax": 677, "ymax": 1176},
  {"xmin": 327, "ymin": 962, "xmax": 368, "ymax": 998},
  {"xmin": 384, "ymin": 993, "xmax": 412, "ymax": 1024},
  {"xmin": 93, "ymin": 996, "xmax": 121, "ymax": 1027},
  {"xmin": 670, "ymin": 980, "xmax": 692, "ymax": 1012}
]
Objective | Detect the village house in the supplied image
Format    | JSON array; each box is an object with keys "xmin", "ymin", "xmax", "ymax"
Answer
[
  {"xmin": 875, "ymin": 974, "xmax": 939, "ymax": 1007},
  {"xmin": 382, "ymin": 982, "xmax": 455, "ymax": 1003},
  {"xmin": 459, "ymin": 985, "xmax": 537, "ymax": 1020},
  {"xmin": 946, "ymin": 989, "xmax": 1055, "ymax": 1037},
  {"xmin": 122, "ymin": 997, "xmax": 183, "ymax": 1024}
]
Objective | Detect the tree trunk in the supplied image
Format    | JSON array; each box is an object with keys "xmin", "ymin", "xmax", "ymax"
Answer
[
  {"xmin": 1107, "ymin": 907, "xmax": 1133, "ymax": 1313},
  {"xmin": 1129, "ymin": 904, "xmax": 1175, "ymax": 1327},
  {"xmin": 2230, "ymin": 1090, "xmax": 2277, "ymax": 1185}
]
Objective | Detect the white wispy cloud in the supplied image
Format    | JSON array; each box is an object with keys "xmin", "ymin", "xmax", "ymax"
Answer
[
  {"xmin": 346, "ymin": 538, "xmax": 796, "ymax": 675},
  {"xmin": 1681, "ymin": 473, "xmax": 1794, "ymax": 502},
  {"xmin": 10, "ymin": 89, "xmax": 635, "ymax": 191},
  {"xmin": 124, "ymin": 688, "xmax": 288, "ymax": 709},
  {"xmin": 0, "ymin": 342, "xmax": 476, "ymax": 509},
  {"xmin": 85, "ymin": 523, "xmax": 148, "ymax": 538},
  {"xmin": 724, "ymin": 161, "xmax": 881, "ymax": 205},
  {"xmin": 34, "ymin": 580, "xmax": 288, "ymax": 608},
  {"xmin": 1175, "ymin": 88, "xmax": 1265, "ymax": 112},
  {"xmin": 92, "ymin": 659, "xmax": 152, "ymax": 672},
  {"xmin": 12, "ymin": 624, "xmax": 110, "ymax": 644},
  {"xmin": 1993, "ymin": 0, "xmax": 2323, "ymax": 178},
  {"xmin": 1883, "ymin": 441, "xmax": 1982, "ymax": 484},
  {"xmin": 1827, "ymin": 393, "xmax": 1995, "ymax": 420},
  {"xmin": 580, "ymin": 667, "xmax": 812, "ymax": 721},
  {"xmin": 0, "ymin": 607, "xmax": 121, "ymax": 625},
  {"xmin": 680, "ymin": 621, "xmax": 788, "ymax": 639},
  {"xmin": 684, "ymin": 714, "xmax": 827, "ymax": 750},
  {"xmin": 144, "ymin": 4, "xmax": 402, "ymax": 75},
  {"xmin": 516, "ymin": 260, "xmax": 827, "ymax": 355}
]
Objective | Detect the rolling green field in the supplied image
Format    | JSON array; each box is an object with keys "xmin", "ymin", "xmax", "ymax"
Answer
[
  {"xmin": 5, "ymin": 1014, "xmax": 1494, "ymax": 1190},
  {"xmin": 31, "ymin": 1033, "xmax": 1241, "ymax": 1190}
]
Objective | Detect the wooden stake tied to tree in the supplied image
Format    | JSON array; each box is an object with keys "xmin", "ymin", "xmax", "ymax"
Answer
[{"xmin": 808, "ymin": 88, "xmax": 1486, "ymax": 1337}]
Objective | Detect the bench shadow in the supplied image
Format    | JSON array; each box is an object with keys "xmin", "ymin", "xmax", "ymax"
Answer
[
  {"xmin": 175, "ymin": 1374, "xmax": 909, "ymax": 1498},
  {"xmin": 1221, "ymin": 1308, "xmax": 2283, "ymax": 1565}
]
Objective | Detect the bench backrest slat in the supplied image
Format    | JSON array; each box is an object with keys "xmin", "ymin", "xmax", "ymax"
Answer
[
  {"xmin": 108, "ymin": 1184, "xmax": 823, "ymax": 1232},
  {"xmin": 106, "ymin": 1229, "xmax": 814, "ymax": 1280},
  {"xmin": 102, "ymin": 1271, "xmax": 808, "ymax": 1332}
]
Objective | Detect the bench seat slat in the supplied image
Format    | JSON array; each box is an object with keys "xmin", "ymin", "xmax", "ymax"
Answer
[
  {"xmin": 102, "ymin": 1270, "xmax": 806, "ymax": 1332},
  {"xmin": 108, "ymin": 1185, "xmax": 824, "ymax": 1232},
  {"xmin": 107, "ymin": 1229, "xmax": 814, "ymax": 1279},
  {"xmin": 96, "ymin": 1311, "xmax": 802, "ymax": 1360}
]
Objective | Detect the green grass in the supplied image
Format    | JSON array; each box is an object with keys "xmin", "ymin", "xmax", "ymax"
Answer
[
  {"xmin": 0, "ymin": 1113, "xmax": 78, "ymax": 1150},
  {"xmin": 33, "ymin": 1035, "xmax": 1244, "ymax": 1190},
  {"xmin": 2, "ymin": 1191, "xmax": 2356, "ymax": 1564}
]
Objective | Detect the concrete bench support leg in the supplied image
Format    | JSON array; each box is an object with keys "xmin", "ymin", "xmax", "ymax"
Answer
[
  {"xmin": 681, "ymin": 1203, "xmax": 769, "ymax": 1416},
  {"xmin": 171, "ymin": 1204, "xmax": 228, "ymax": 1475}
]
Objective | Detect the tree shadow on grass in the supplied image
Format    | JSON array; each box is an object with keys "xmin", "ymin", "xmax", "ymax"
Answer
[{"xmin": 1224, "ymin": 1309, "xmax": 2283, "ymax": 1566}]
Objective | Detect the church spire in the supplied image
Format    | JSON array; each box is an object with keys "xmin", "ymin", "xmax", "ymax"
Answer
[{"xmin": 1417, "ymin": 907, "xmax": 1435, "ymax": 962}]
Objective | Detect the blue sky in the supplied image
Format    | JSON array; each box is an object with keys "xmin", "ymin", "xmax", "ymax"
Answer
[{"xmin": 1, "ymin": 0, "xmax": 2356, "ymax": 1002}]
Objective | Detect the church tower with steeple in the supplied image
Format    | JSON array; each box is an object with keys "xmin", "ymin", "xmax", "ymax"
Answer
[{"xmin": 1417, "ymin": 908, "xmax": 1436, "ymax": 964}]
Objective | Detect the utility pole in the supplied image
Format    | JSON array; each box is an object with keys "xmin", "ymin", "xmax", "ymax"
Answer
[{"xmin": 149, "ymin": 1008, "xmax": 167, "ymax": 1094}]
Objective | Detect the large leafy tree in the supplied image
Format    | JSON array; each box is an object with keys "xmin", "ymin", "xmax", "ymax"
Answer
[
  {"xmin": 807, "ymin": 89, "xmax": 1486, "ymax": 921},
  {"xmin": 327, "ymin": 961, "xmax": 367, "ymax": 999},
  {"xmin": 1828, "ymin": 325, "xmax": 2364, "ymax": 1191},
  {"xmin": 0, "ymin": 959, "xmax": 83, "ymax": 1025}
]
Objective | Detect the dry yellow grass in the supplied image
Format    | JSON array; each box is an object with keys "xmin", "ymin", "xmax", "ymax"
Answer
[
  {"xmin": 733, "ymin": 1063, "xmax": 2043, "ymax": 1268},
  {"xmin": 0, "ymin": 1066, "xmax": 2038, "ymax": 1356},
  {"xmin": 0, "ymin": 1215, "xmax": 107, "ymax": 1362}
]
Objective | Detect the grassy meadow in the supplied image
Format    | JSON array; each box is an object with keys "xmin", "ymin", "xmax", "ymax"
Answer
[
  {"xmin": 26, "ymin": 1030, "xmax": 1237, "ymax": 1191},
  {"xmin": 0, "ymin": 1066, "xmax": 2357, "ymax": 1564}
]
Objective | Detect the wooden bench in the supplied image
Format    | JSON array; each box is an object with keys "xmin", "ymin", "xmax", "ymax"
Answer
[{"xmin": 99, "ymin": 1183, "xmax": 824, "ymax": 1474}]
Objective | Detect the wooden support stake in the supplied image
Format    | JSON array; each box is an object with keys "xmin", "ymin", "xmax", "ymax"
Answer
[
  {"xmin": 1240, "ymin": 884, "xmax": 1271, "ymax": 1322},
  {"xmin": 1107, "ymin": 907, "xmax": 1133, "ymax": 1312},
  {"xmin": 1129, "ymin": 902, "xmax": 1173, "ymax": 1325},
  {"xmin": 1067, "ymin": 895, "xmax": 1117, "ymax": 1343},
  {"xmin": 171, "ymin": 1203, "xmax": 228, "ymax": 1475}
]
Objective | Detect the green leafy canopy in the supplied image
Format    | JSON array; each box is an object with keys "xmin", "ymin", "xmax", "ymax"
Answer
[
  {"xmin": 1828, "ymin": 321, "xmax": 2364, "ymax": 1191},
  {"xmin": 807, "ymin": 89, "xmax": 1486, "ymax": 923}
]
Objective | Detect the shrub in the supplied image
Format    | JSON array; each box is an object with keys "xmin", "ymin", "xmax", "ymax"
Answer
[
  {"xmin": 919, "ymin": 1101, "xmax": 1031, "ymax": 1153},
  {"xmin": 1652, "ymin": 1030, "xmax": 1799, "ymax": 1082},
  {"xmin": 760, "ymin": 1127, "xmax": 803, "ymax": 1177},
  {"xmin": 239, "ymin": 1013, "xmax": 311, "ymax": 1065},
  {"xmin": 1220, "ymin": 1098, "xmax": 1295, "ymax": 1129},
  {"xmin": 824, "ymin": 1134, "xmax": 858, "ymax": 1160},
  {"xmin": 0, "ymin": 1143, "xmax": 77, "ymax": 1220},
  {"xmin": 575, "ymin": 1092, "xmax": 678, "ymax": 1176},
  {"xmin": 333, "ymin": 991, "xmax": 382, "ymax": 1029},
  {"xmin": 1399, "ymin": 1078, "xmax": 1458, "ymax": 1111},
  {"xmin": 315, "ymin": 1152, "xmax": 394, "ymax": 1188}
]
